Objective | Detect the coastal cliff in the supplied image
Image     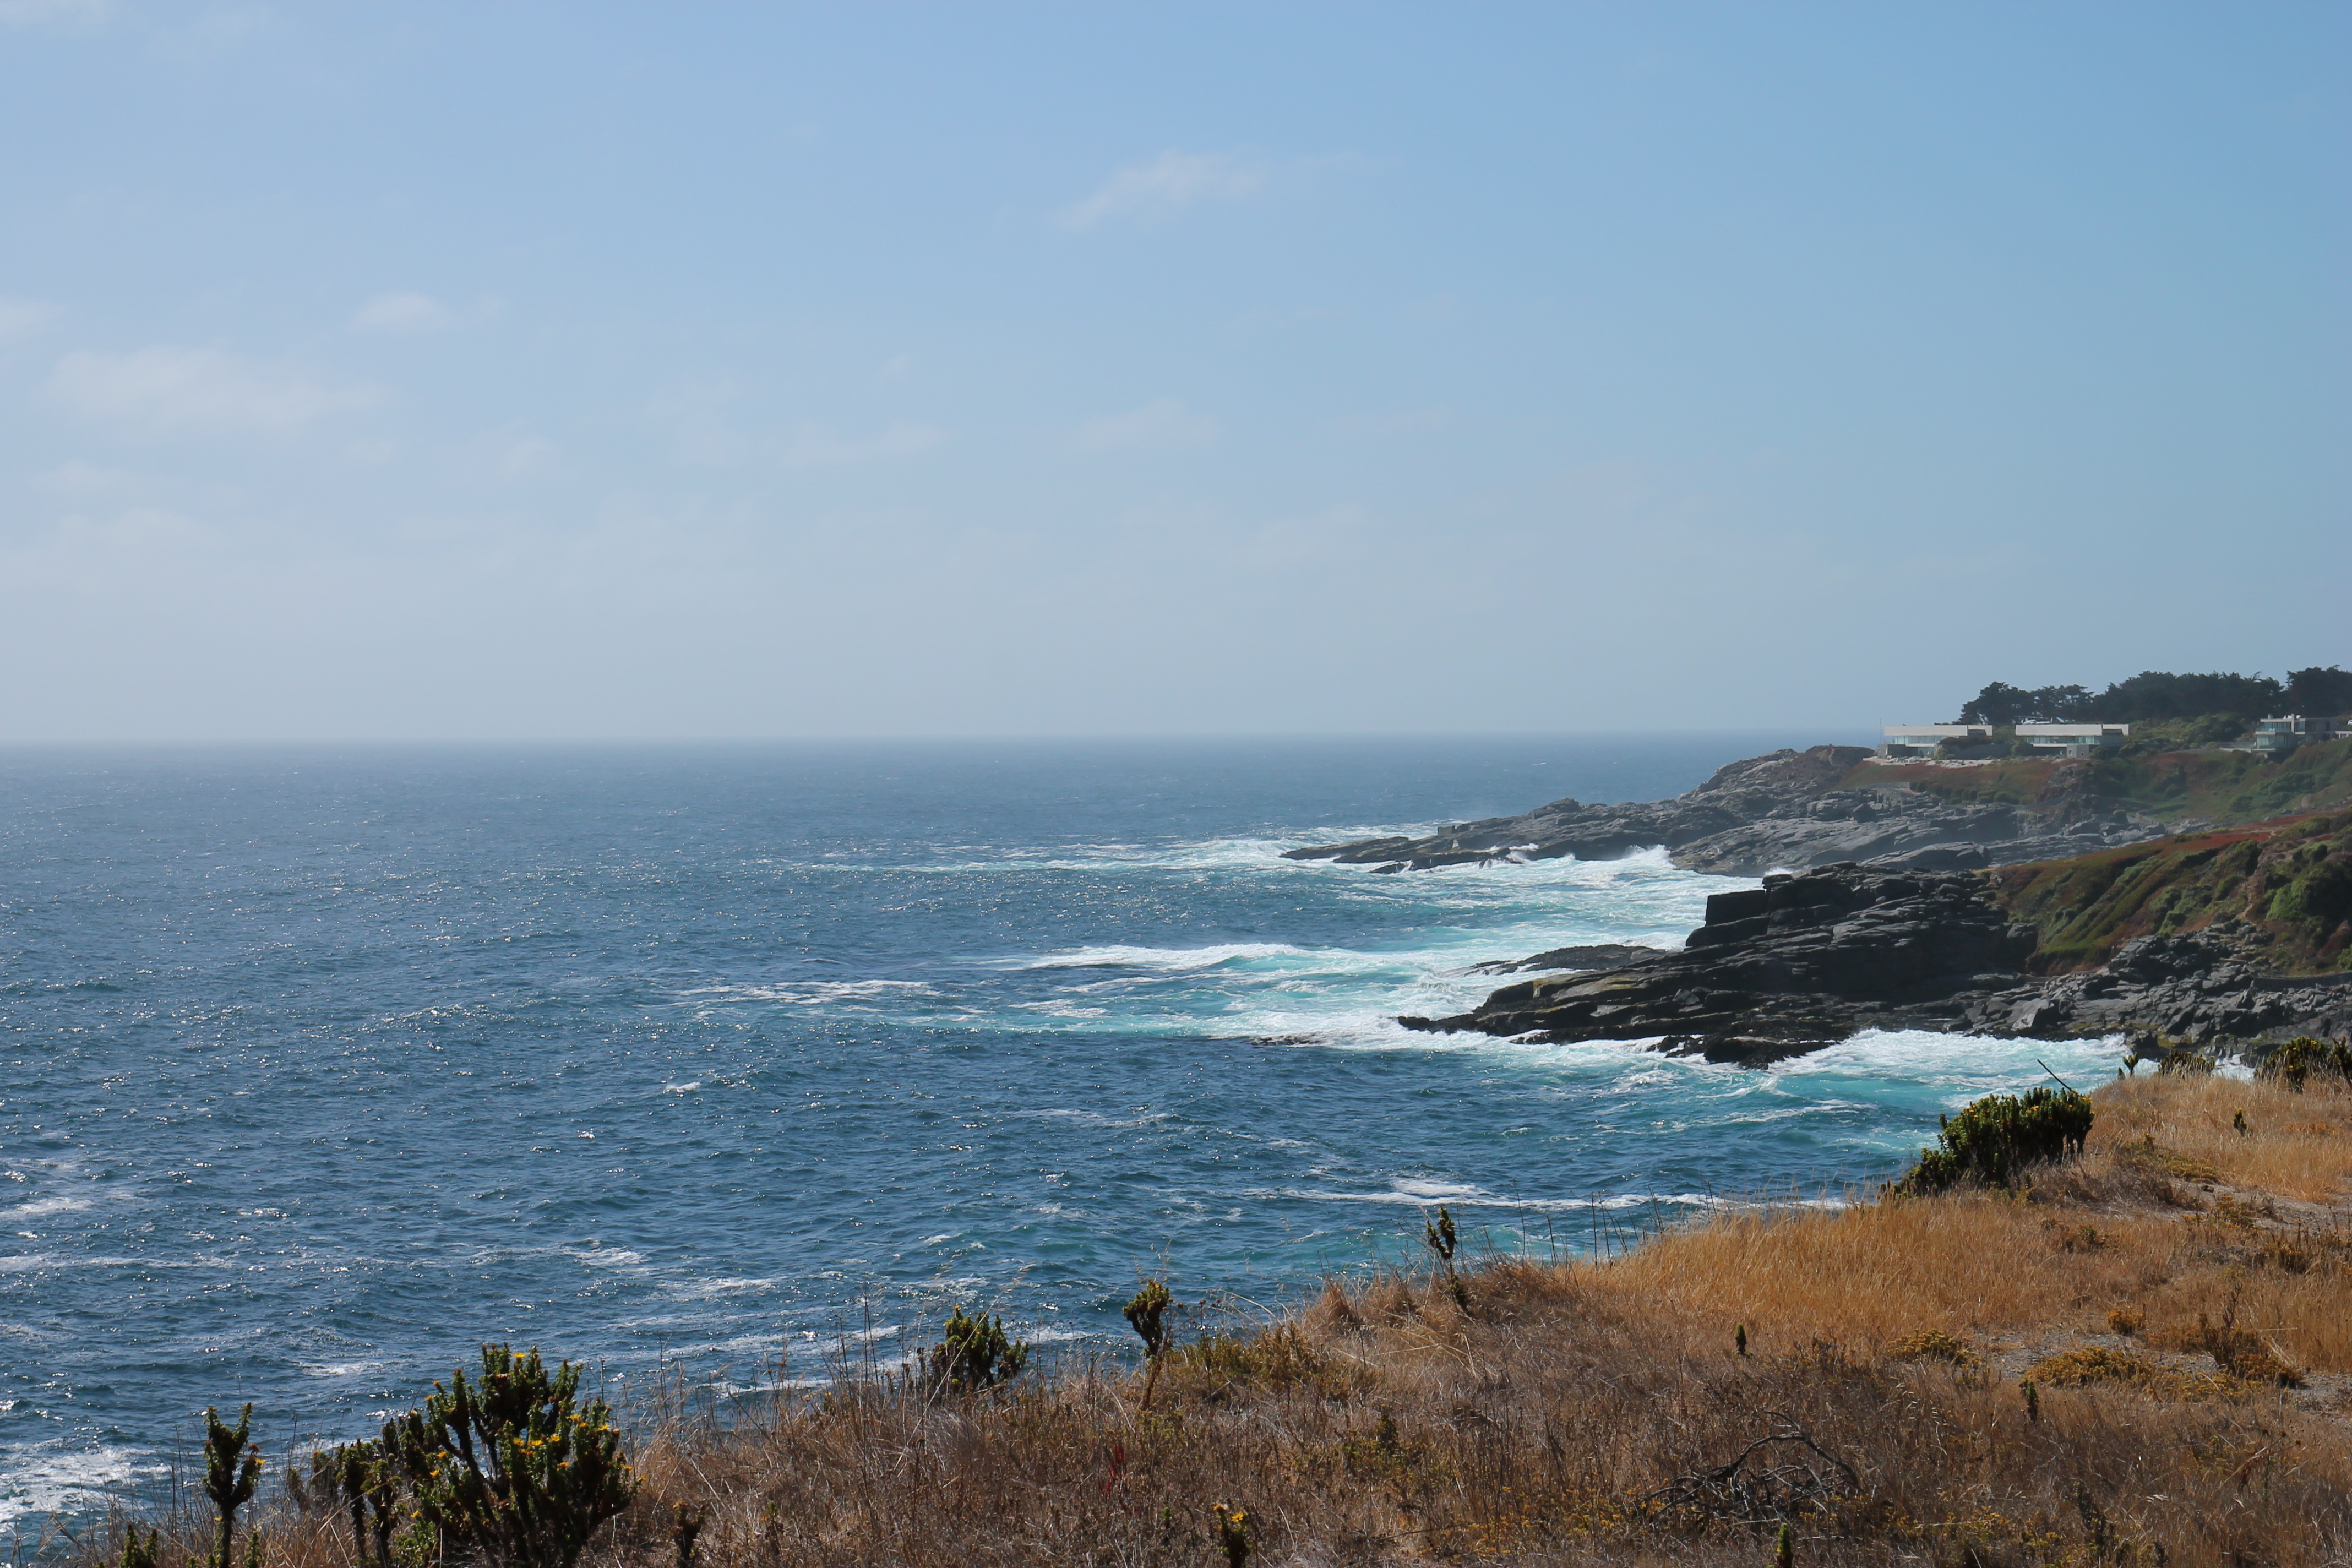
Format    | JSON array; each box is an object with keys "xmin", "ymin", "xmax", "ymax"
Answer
[
  {"xmin": 1402, "ymin": 848, "xmax": 2352, "ymax": 1063},
  {"xmin": 1288, "ymin": 736, "xmax": 2352, "ymax": 879},
  {"xmin": 1384, "ymin": 759, "xmax": 2352, "ymax": 1063}
]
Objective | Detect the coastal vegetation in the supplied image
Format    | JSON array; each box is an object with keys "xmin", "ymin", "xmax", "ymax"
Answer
[
  {"xmin": 1851, "ymin": 736, "xmax": 2352, "ymax": 827},
  {"xmin": 1954, "ymin": 665, "xmax": 2352, "ymax": 729},
  {"xmin": 70, "ymin": 1071, "xmax": 2352, "ymax": 1567},
  {"xmin": 377, "ymin": 1344, "xmax": 635, "ymax": 1568},
  {"xmin": 1989, "ymin": 807, "xmax": 2352, "ymax": 974},
  {"xmin": 1887, "ymin": 1086, "xmax": 2092, "ymax": 1195}
]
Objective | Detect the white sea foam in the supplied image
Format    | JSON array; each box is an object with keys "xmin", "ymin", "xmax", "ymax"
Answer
[
  {"xmin": 1388, "ymin": 1178, "xmax": 1485, "ymax": 1199},
  {"xmin": 680, "ymin": 978, "xmax": 940, "ymax": 1006},
  {"xmin": 671, "ymin": 1275, "xmax": 780, "ymax": 1300},
  {"xmin": 1019, "ymin": 942, "xmax": 1315, "ymax": 972},
  {"xmin": 0, "ymin": 1441, "xmax": 161, "ymax": 1525},
  {"xmin": 1779, "ymin": 1030, "xmax": 2124, "ymax": 1097},
  {"xmin": 565, "ymin": 1246, "xmax": 647, "ymax": 1268},
  {"xmin": 1244, "ymin": 1185, "xmax": 1770, "ymax": 1215},
  {"xmin": 302, "ymin": 1360, "xmax": 385, "ymax": 1379}
]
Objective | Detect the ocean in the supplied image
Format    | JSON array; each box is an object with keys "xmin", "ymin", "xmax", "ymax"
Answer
[{"xmin": 0, "ymin": 737, "xmax": 2121, "ymax": 1527}]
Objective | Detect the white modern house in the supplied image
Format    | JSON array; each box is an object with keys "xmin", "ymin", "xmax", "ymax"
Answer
[
  {"xmin": 1879, "ymin": 724, "xmax": 1991, "ymax": 758},
  {"xmin": 2015, "ymin": 722, "xmax": 2130, "ymax": 756},
  {"xmin": 2254, "ymin": 715, "xmax": 2342, "ymax": 754}
]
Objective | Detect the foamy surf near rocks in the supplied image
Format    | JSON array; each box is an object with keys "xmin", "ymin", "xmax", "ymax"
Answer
[
  {"xmin": 1402, "ymin": 862, "xmax": 2352, "ymax": 1065},
  {"xmin": 1400, "ymin": 864, "xmax": 2036, "ymax": 1055}
]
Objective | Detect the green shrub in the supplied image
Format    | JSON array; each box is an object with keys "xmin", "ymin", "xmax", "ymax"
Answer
[
  {"xmin": 1125, "ymin": 1279, "xmax": 1174, "ymax": 1408},
  {"xmin": 1423, "ymin": 1206, "xmax": 1467, "ymax": 1306},
  {"xmin": 1892, "ymin": 1087, "xmax": 2092, "ymax": 1196},
  {"xmin": 200, "ymin": 1404, "xmax": 262, "ymax": 1568},
  {"xmin": 922, "ymin": 1307, "xmax": 1030, "ymax": 1396},
  {"xmin": 312, "ymin": 1439, "xmax": 401, "ymax": 1568},
  {"xmin": 1124, "ymin": 1279, "xmax": 1172, "ymax": 1360},
  {"xmin": 1887, "ymin": 1329, "xmax": 1979, "ymax": 1366},
  {"xmin": 2256, "ymin": 1036, "xmax": 2352, "ymax": 1091},
  {"xmin": 2267, "ymin": 859, "xmax": 2352, "ymax": 928},
  {"xmin": 383, "ymin": 1343, "xmax": 635, "ymax": 1568},
  {"xmin": 2029, "ymin": 1346, "xmax": 2159, "ymax": 1386}
]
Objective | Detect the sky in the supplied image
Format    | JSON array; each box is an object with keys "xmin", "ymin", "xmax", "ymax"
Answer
[{"xmin": 0, "ymin": 2, "xmax": 2344, "ymax": 741}]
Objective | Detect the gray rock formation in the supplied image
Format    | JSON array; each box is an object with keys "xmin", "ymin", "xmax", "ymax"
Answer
[
  {"xmin": 1286, "ymin": 745, "xmax": 2162, "ymax": 878},
  {"xmin": 1951, "ymin": 933, "xmax": 2352, "ymax": 1047},
  {"xmin": 1399, "ymin": 865, "xmax": 2039, "ymax": 1054},
  {"xmin": 1401, "ymin": 863, "xmax": 2352, "ymax": 1066},
  {"xmin": 1464, "ymin": 943, "xmax": 1662, "ymax": 977}
]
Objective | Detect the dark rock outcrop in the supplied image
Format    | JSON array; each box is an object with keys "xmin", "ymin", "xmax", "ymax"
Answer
[
  {"xmin": 1286, "ymin": 745, "xmax": 2162, "ymax": 878},
  {"xmin": 1284, "ymin": 747, "xmax": 1864, "ymax": 873},
  {"xmin": 1400, "ymin": 864, "xmax": 2038, "ymax": 1049},
  {"xmin": 1950, "ymin": 933, "xmax": 2352, "ymax": 1047},
  {"xmin": 1402, "ymin": 864, "xmax": 2352, "ymax": 1064},
  {"xmin": 1680, "ymin": 798, "xmax": 2156, "ymax": 876},
  {"xmin": 1464, "ymin": 943, "xmax": 1662, "ymax": 977}
]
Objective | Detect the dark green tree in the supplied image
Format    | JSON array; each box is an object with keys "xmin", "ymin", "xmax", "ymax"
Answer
[
  {"xmin": 1957, "ymin": 682, "xmax": 2092, "ymax": 726},
  {"xmin": 2282, "ymin": 665, "xmax": 2352, "ymax": 717},
  {"xmin": 2080, "ymin": 669, "xmax": 2283, "ymax": 724}
]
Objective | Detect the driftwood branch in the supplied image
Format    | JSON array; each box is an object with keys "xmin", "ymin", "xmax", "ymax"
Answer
[{"xmin": 1645, "ymin": 1412, "xmax": 1861, "ymax": 1525}]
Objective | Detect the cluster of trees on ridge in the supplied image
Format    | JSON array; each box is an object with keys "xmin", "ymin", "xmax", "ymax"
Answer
[{"xmin": 1954, "ymin": 666, "xmax": 2352, "ymax": 728}]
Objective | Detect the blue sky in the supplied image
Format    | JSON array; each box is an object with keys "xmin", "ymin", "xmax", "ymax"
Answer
[{"xmin": 1, "ymin": 2, "xmax": 2344, "ymax": 740}]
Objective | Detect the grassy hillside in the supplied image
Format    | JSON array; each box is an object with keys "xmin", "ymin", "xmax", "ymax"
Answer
[
  {"xmin": 1849, "ymin": 734, "xmax": 2352, "ymax": 827},
  {"xmin": 77, "ymin": 1074, "xmax": 2352, "ymax": 1568},
  {"xmin": 1989, "ymin": 807, "xmax": 2352, "ymax": 974}
]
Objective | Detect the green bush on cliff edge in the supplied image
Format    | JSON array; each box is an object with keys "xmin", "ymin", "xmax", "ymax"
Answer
[{"xmin": 1893, "ymin": 1087, "xmax": 2093, "ymax": 1196}]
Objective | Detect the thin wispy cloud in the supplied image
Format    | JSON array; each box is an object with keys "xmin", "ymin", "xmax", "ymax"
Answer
[
  {"xmin": 0, "ymin": 296, "xmax": 60, "ymax": 340},
  {"xmin": 500, "ymin": 437, "xmax": 560, "ymax": 477},
  {"xmin": 1066, "ymin": 399, "xmax": 1218, "ymax": 453},
  {"xmin": 38, "ymin": 459, "xmax": 134, "ymax": 493},
  {"xmin": 46, "ymin": 346, "xmax": 377, "ymax": 434},
  {"xmin": 352, "ymin": 291, "xmax": 455, "ymax": 333},
  {"xmin": 779, "ymin": 421, "xmax": 946, "ymax": 468},
  {"xmin": 1061, "ymin": 151, "xmax": 1269, "ymax": 228},
  {"xmin": 0, "ymin": 0, "xmax": 109, "ymax": 25}
]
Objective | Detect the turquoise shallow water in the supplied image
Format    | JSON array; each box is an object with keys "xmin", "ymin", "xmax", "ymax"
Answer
[{"xmin": 0, "ymin": 737, "xmax": 2118, "ymax": 1526}]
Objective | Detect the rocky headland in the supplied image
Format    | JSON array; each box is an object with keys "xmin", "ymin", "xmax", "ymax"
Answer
[
  {"xmin": 1399, "ymin": 858, "xmax": 2352, "ymax": 1066},
  {"xmin": 1332, "ymin": 741, "xmax": 2352, "ymax": 1064},
  {"xmin": 1283, "ymin": 745, "xmax": 2165, "ymax": 878}
]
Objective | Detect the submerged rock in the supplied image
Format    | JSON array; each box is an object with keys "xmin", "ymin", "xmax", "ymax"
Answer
[{"xmin": 1464, "ymin": 943, "xmax": 1662, "ymax": 976}]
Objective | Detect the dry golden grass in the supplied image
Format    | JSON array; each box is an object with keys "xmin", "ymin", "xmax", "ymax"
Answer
[
  {"xmin": 1596, "ymin": 1071, "xmax": 2352, "ymax": 1375},
  {"xmin": 2091, "ymin": 1069, "xmax": 2352, "ymax": 1201},
  {"xmin": 66, "ymin": 1072, "xmax": 2352, "ymax": 1568}
]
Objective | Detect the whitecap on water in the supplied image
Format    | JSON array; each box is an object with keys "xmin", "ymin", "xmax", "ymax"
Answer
[
  {"xmin": 1017, "ymin": 941, "xmax": 1315, "ymax": 972},
  {"xmin": 0, "ymin": 1441, "xmax": 161, "ymax": 1526},
  {"xmin": 677, "ymin": 978, "xmax": 941, "ymax": 1006}
]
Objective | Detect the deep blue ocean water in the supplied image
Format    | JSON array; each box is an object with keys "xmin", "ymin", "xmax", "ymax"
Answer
[{"xmin": 0, "ymin": 737, "xmax": 2120, "ymax": 1527}]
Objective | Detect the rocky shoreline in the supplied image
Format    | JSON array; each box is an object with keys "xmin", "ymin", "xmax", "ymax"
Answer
[
  {"xmin": 1398, "ymin": 862, "xmax": 2352, "ymax": 1066},
  {"xmin": 1283, "ymin": 745, "xmax": 2163, "ymax": 879},
  {"xmin": 1292, "ymin": 742, "xmax": 2352, "ymax": 1065}
]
